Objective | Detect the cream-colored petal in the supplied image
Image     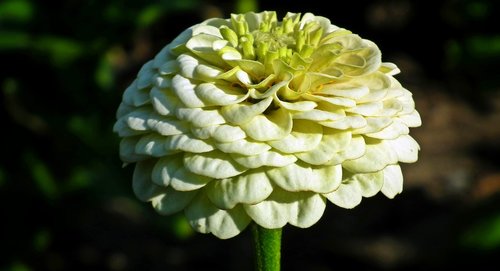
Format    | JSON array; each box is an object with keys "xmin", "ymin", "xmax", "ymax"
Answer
[
  {"xmin": 166, "ymin": 134, "xmax": 214, "ymax": 153},
  {"xmin": 385, "ymin": 135, "xmax": 420, "ymax": 163},
  {"xmin": 136, "ymin": 134, "xmax": 175, "ymax": 157},
  {"xmin": 317, "ymin": 85, "xmax": 369, "ymax": 99},
  {"xmin": 268, "ymin": 162, "xmax": 342, "ymax": 193},
  {"xmin": 176, "ymin": 107, "xmax": 226, "ymax": 127},
  {"xmin": 381, "ymin": 164, "xmax": 403, "ymax": 198},
  {"xmin": 366, "ymin": 119, "xmax": 409, "ymax": 139},
  {"xmin": 346, "ymin": 102, "xmax": 383, "ymax": 116},
  {"xmin": 195, "ymin": 83, "xmax": 248, "ymax": 106},
  {"xmin": 185, "ymin": 33, "xmax": 223, "ymax": 65},
  {"xmin": 171, "ymin": 74, "xmax": 206, "ymax": 108},
  {"xmin": 221, "ymin": 97, "xmax": 273, "ymax": 125},
  {"xmin": 152, "ymin": 156, "xmax": 212, "ymax": 191},
  {"xmin": 184, "ymin": 151, "xmax": 247, "ymax": 179},
  {"xmin": 133, "ymin": 160, "xmax": 166, "ymax": 202},
  {"xmin": 269, "ymin": 120, "xmax": 323, "ymax": 153},
  {"xmin": 398, "ymin": 110, "xmax": 422, "ymax": 127},
  {"xmin": 342, "ymin": 139, "xmax": 398, "ymax": 173},
  {"xmin": 303, "ymin": 93, "xmax": 356, "ymax": 107},
  {"xmin": 241, "ymin": 108, "xmax": 292, "ymax": 141},
  {"xmin": 216, "ymin": 139, "xmax": 271, "ymax": 156},
  {"xmin": 206, "ymin": 170, "xmax": 273, "ymax": 209},
  {"xmin": 185, "ymin": 192, "xmax": 251, "ymax": 239},
  {"xmin": 244, "ymin": 188, "xmax": 326, "ymax": 229},
  {"xmin": 151, "ymin": 187, "xmax": 197, "ymax": 215},
  {"xmin": 327, "ymin": 135, "xmax": 366, "ymax": 165},
  {"xmin": 231, "ymin": 150, "xmax": 297, "ymax": 168},
  {"xmin": 349, "ymin": 170, "xmax": 384, "ymax": 197},
  {"xmin": 296, "ymin": 130, "xmax": 351, "ymax": 165},
  {"xmin": 351, "ymin": 117, "xmax": 392, "ymax": 134},
  {"xmin": 146, "ymin": 114, "xmax": 189, "ymax": 136},
  {"xmin": 150, "ymin": 87, "xmax": 180, "ymax": 116},
  {"xmin": 320, "ymin": 115, "xmax": 367, "ymax": 130},
  {"xmin": 324, "ymin": 181, "xmax": 362, "ymax": 209}
]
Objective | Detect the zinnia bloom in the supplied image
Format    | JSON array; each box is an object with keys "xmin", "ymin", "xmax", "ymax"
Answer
[{"xmin": 114, "ymin": 11, "xmax": 421, "ymax": 239}]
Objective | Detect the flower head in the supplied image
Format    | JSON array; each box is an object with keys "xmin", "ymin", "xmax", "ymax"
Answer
[{"xmin": 113, "ymin": 11, "xmax": 421, "ymax": 239}]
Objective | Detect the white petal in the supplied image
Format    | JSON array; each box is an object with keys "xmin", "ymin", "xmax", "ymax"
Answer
[
  {"xmin": 210, "ymin": 124, "xmax": 247, "ymax": 142},
  {"xmin": 381, "ymin": 164, "xmax": 403, "ymax": 198},
  {"xmin": 269, "ymin": 120, "xmax": 323, "ymax": 153},
  {"xmin": 268, "ymin": 162, "xmax": 342, "ymax": 193},
  {"xmin": 318, "ymin": 85, "xmax": 369, "ymax": 99},
  {"xmin": 328, "ymin": 135, "xmax": 366, "ymax": 165},
  {"xmin": 351, "ymin": 117, "xmax": 392, "ymax": 134},
  {"xmin": 349, "ymin": 170, "xmax": 384, "ymax": 197},
  {"xmin": 171, "ymin": 74, "xmax": 206, "ymax": 108},
  {"xmin": 185, "ymin": 192, "xmax": 251, "ymax": 239},
  {"xmin": 342, "ymin": 139, "xmax": 398, "ymax": 173},
  {"xmin": 184, "ymin": 151, "xmax": 247, "ymax": 179},
  {"xmin": 398, "ymin": 110, "xmax": 421, "ymax": 127},
  {"xmin": 159, "ymin": 60, "xmax": 178, "ymax": 75},
  {"xmin": 324, "ymin": 181, "xmax": 362, "ymax": 209},
  {"xmin": 150, "ymin": 87, "xmax": 180, "ymax": 116},
  {"xmin": 147, "ymin": 115, "xmax": 189, "ymax": 136},
  {"xmin": 135, "ymin": 134, "xmax": 175, "ymax": 157},
  {"xmin": 151, "ymin": 187, "xmax": 197, "ymax": 215},
  {"xmin": 176, "ymin": 107, "xmax": 226, "ymax": 127},
  {"xmin": 385, "ymin": 135, "xmax": 420, "ymax": 163},
  {"xmin": 221, "ymin": 97, "xmax": 273, "ymax": 125},
  {"xmin": 366, "ymin": 119, "xmax": 409, "ymax": 139},
  {"xmin": 231, "ymin": 150, "xmax": 297, "ymax": 168},
  {"xmin": 185, "ymin": 33, "xmax": 223, "ymax": 65},
  {"xmin": 244, "ymin": 188, "xmax": 326, "ymax": 229},
  {"xmin": 195, "ymin": 83, "xmax": 248, "ymax": 106},
  {"xmin": 152, "ymin": 156, "xmax": 211, "ymax": 191},
  {"xmin": 296, "ymin": 130, "xmax": 351, "ymax": 165},
  {"xmin": 320, "ymin": 115, "xmax": 367, "ymax": 130},
  {"xmin": 216, "ymin": 139, "xmax": 271, "ymax": 156},
  {"xmin": 346, "ymin": 102, "xmax": 383, "ymax": 116},
  {"xmin": 241, "ymin": 108, "xmax": 292, "ymax": 141},
  {"xmin": 133, "ymin": 160, "xmax": 166, "ymax": 202},
  {"xmin": 303, "ymin": 93, "xmax": 356, "ymax": 107},
  {"xmin": 206, "ymin": 170, "xmax": 273, "ymax": 209},
  {"xmin": 166, "ymin": 134, "xmax": 214, "ymax": 153}
]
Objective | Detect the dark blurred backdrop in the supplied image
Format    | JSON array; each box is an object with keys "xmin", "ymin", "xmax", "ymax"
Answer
[{"xmin": 1, "ymin": 0, "xmax": 500, "ymax": 270}]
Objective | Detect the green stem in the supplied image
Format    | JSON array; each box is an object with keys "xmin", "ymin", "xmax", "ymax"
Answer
[{"xmin": 252, "ymin": 223, "xmax": 282, "ymax": 271}]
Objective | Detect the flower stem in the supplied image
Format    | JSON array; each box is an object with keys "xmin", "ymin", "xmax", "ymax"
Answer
[{"xmin": 252, "ymin": 223, "xmax": 282, "ymax": 271}]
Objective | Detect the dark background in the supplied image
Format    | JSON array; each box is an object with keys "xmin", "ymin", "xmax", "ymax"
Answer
[{"xmin": 1, "ymin": 0, "xmax": 500, "ymax": 270}]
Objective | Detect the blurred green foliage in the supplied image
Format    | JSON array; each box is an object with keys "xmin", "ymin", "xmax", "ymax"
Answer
[{"xmin": 0, "ymin": 0, "xmax": 499, "ymax": 270}]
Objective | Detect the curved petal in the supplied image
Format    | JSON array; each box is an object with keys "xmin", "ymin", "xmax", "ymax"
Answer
[
  {"xmin": 216, "ymin": 139, "xmax": 271, "ymax": 156},
  {"xmin": 221, "ymin": 97, "xmax": 273, "ymax": 125},
  {"xmin": 244, "ymin": 188, "xmax": 326, "ymax": 229},
  {"xmin": 195, "ymin": 83, "xmax": 249, "ymax": 106},
  {"xmin": 152, "ymin": 156, "xmax": 212, "ymax": 191},
  {"xmin": 241, "ymin": 108, "xmax": 293, "ymax": 141},
  {"xmin": 123, "ymin": 80, "xmax": 150, "ymax": 107},
  {"xmin": 381, "ymin": 164, "xmax": 403, "ymax": 198},
  {"xmin": 150, "ymin": 87, "xmax": 180, "ymax": 116},
  {"xmin": 269, "ymin": 120, "xmax": 323, "ymax": 153},
  {"xmin": 171, "ymin": 74, "xmax": 206, "ymax": 108},
  {"xmin": 186, "ymin": 192, "xmax": 251, "ymax": 239},
  {"xmin": 166, "ymin": 134, "xmax": 214, "ymax": 153},
  {"xmin": 119, "ymin": 137, "xmax": 149, "ymax": 163},
  {"xmin": 151, "ymin": 187, "xmax": 198, "ymax": 215},
  {"xmin": 231, "ymin": 150, "xmax": 297, "ymax": 168},
  {"xmin": 349, "ymin": 170, "xmax": 384, "ymax": 197},
  {"xmin": 324, "ymin": 181, "xmax": 362, "ymax": 209},
  {"xmin": 206, "ymin": 170, "xmax": 273, "ymax": 209},
  {"xmin": 268, "ymin": 162, "xmax": 342, "ymax": 193},
  {"xmin": 176, "ymin": 107, "xmax": 226, "ymax": 127},
  {"xmin": 184, "ymin": 151, "xmax": 247, "ymax": 179},
  {"xmin": 342, "ymin": 139, "xmax": 398, "ymax": 173},
  {"xmin": 136, "ymin": 134, "xmax": 175, "ymax": 157},
  {"xmin": 296, "ymin": 130, "xmax": 351, "ymax": 165},
  {"xmin": 385, "ymin": 135, "xmax": 420, "ymax": 163}
]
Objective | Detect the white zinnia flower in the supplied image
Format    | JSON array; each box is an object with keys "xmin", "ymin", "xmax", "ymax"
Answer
[{"xmin": 113, "ymin": 11, "xmax": 421, "ymax": 239}]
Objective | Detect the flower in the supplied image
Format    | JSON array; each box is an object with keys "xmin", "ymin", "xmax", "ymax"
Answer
[{"xmin": 113, "ymin": 11, "xmax": 421, "ymax": 239}]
